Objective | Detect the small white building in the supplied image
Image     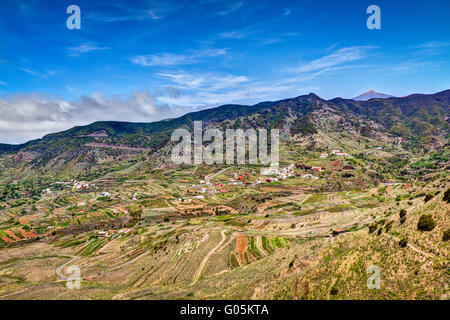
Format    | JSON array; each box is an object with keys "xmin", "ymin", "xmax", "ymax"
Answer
[
  {"xmin": 331, "ymin": 149, "xmax": 349, "ymax": 157},
  {"xmin": 98, "ymin": 231, "xmax": 109, "ymax": 237},
  {"xmin": 99, "ymin": 192, "xmax": 111, "ymax": 197},
  {"xmin": 302, "ymin": 174, "xmax": 319, "ymax": 180}
]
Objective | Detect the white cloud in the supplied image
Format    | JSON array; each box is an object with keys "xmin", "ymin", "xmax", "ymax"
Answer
[
  {"xmin": 293, "ymin": 46, "xmax": 375, "ymax": 73},
  {"xmin": 0, "ymin": 92, "xmax": 197, "ymax": 144},
  {"xmin": 220, "ymin": 28, "xmax": 258, "ymax": 39},
  {"xmin": 157, "ymin": 70, "xmax": 316, "ymax": 108},
  {"xmin": 217, "ymin": 1, "xmax": 243, "ymax": 15},
  {"xmin": 69, "ymin": 44, "xmax": 109, "ymax": 56},
  {"xmin": 18, "ymin": 68, "xmax": 56, "ymax": 78},
  {"xmin": 412, "ymin": 41, "xmax": 450, "ymax": 56},
  {"xmin": 158, "ymin": 72, "xmax": 248, "ymax": 90},
  {"xmin": 132, "ymin": 53, "xmax": 190, "ymax": 67},
  {"xmin": 132, "ymin": 48, "xmax": 227, "ymax": 67}
]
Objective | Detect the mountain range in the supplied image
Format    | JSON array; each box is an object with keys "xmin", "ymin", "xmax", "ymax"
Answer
[{"xmin": 0, "ymin": 90, "xmax": 449, "ymax": 172}]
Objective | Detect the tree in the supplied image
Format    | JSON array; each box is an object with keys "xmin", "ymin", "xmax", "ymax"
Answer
[
  {"xmin": 417, "ymin": 214, "xmax": 436, "ymax": 231},
  {"xmin": 443, "ymin": 188, "xmax": 450, "ymax": 204},
  {"xmin": 398, "ymin": 238, "xmax": 408, "ymax": 248},
  {"xmin": 424, "ymin": 194, "xmax": 434, "ymax": 203},
  {"xmin": 442, "ymin": 229, "xmax": 450, "ymax": 242}
]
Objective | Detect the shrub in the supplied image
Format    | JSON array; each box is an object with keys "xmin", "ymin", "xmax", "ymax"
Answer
[
  {"xmin": 330, "ymin": 287, "xmax": 339, "ymax": 296},
  {"xmin": 368, "ymin": 224, "xmax": 377, "ymax": 233},
  {"xmin": 442, "ymin": 229, "xmax": 450, "ymax": 242},
  {"xmin": 417, "ymin": 214, "xmax": 436, "ymax": 231},
  {"xmin": 385, "ymin": 221, "xmax": 393, "ymax": 232},
  {"xmin": 377, "ymin": 228, "xmax": 382, "ymax": 236},
  {"xmin": 424, "ymin": 194, "xmax": 434, "ymax": 203},
  {"xmin": 399, "ymin": 209, "xmax": 407, "ymax": 218},
  {"xmin": 443, "ymin": 188, "xmax": 450, "ymax": 203},
  {"xmin": 400, "ymin": 216, "xmax": 406, "ymax": 224},
  {"xmin": 398, "ymin": 238, "xmax": 408, "ymax": 247}
]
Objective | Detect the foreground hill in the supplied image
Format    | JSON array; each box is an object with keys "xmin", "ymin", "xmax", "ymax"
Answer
[{"xmin": 262, "ymin": 188, "xmax": 449, "ymax": 299}]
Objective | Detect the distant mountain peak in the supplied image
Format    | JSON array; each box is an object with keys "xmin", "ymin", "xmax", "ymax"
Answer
[{"xmin": 352, "ymin": 90, "xmax": 394, "ymax": 101}]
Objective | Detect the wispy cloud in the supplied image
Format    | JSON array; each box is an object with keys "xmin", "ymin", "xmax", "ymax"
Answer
[
  {"xmin": 132, "ymin": 48, "xmax": 227, "ymax": 67},
  {"xmin": 220, "ymin": 27, "xmax": 261, "ymax": 39},
  {"xmin": 158, "ymin": 72, "xmax": 248, "ymax": 90},
  {"xmin": 132, "ymin": 53, "xmax": 190, "ymax": 67},
  {"xmin": 217, "ymin": 1, "xmax": 243, "ymax": 15},
  {"xmin": 157, "ymin": 71, "xmax": 316, "ymax": 108},
  {"xmin": 69, "ymin": 44, "xmax": 109, "ymax": 56},
  {"xmin": 292, "ymin": 46, "xmax": 376, "ymax": 73},
  {"xmin": 101, "ymin": 9, "xmax": 161, "ymax": 22},
  {"xmin": 412, "ymin": 41, "xmax": 450, "ymax": 56},
  {"xmin": 18, "ymin": 68, "xmax": 56, "ymax": 78},
  {"xmin": 262, "ymin": 38, "xmax": 282, "ymax": 45}
]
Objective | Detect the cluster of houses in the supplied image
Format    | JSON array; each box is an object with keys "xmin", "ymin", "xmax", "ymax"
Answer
[
  {"xmin": 255, "ymin": 164, "xmax": 296, "ymax": 184},
  {"xmin": 72, "ymin": 181, "xmax": 91, "ymax": 191},
  {"xmin": 256, "ymin": 177, "xmax": 279, "ymax": 184},
  {"xmin": 261, "ymin": 164, "xmax": 296, "ymax": 179}
]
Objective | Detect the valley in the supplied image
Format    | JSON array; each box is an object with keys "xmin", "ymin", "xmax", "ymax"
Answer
[{"xmin": 0, "ymin": 91, "xmax": 448, "ymax": 300}]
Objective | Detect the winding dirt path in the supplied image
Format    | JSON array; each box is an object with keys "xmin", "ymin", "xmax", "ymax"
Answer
[
  {"xmin": 205, "ymin": 168, "xmax": 229, "ymax": 194},
  {"xmin": 255, "ymin": 236, "xmax": 268, "ymax": 256},
  {"xmin": 55, "ymin": 255, "xmax": 78, "ymax": 280},
  {"xmin": 190, "ymin": 230, "xmax": 226, "ymax": 285},
  {"xmin": 109, "ymin": 250, "xmax": 151, "ymax": 271}
]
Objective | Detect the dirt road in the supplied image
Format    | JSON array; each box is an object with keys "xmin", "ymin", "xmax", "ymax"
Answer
[
  {"xmin": 191, "ymin": 230, "xmax": 226, "ymax": 285},
  {"xmin": 55, "ymin": 255, "xmax": 78, "ymax": 280},
  {"xmin": 205, "ymin": 168, "xmax": 229, "ymax": 194}
]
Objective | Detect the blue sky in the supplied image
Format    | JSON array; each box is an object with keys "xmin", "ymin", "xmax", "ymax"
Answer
[{"xmin": 0, "ymin": 0, "xmax": 449, "ymax": 143}]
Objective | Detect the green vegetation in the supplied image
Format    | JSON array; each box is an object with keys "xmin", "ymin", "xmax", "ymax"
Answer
[
  {"xmin": 398, "ymin": 238, "xmax": 408, "ymax": 248},
  {"xmin": 262, "ymin": 236, "xmax": 273, "ymax": 254},
  {"xmin": 443, "ymin": 189, "xmax": 450, "ymax": 203},
  {"xmin": 442, "ymin": 229, "xmax": 450, "ymax": 242},
  {"xmin": 417, "ymin": 214, "xmax": 436, "ymax": 232}
]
